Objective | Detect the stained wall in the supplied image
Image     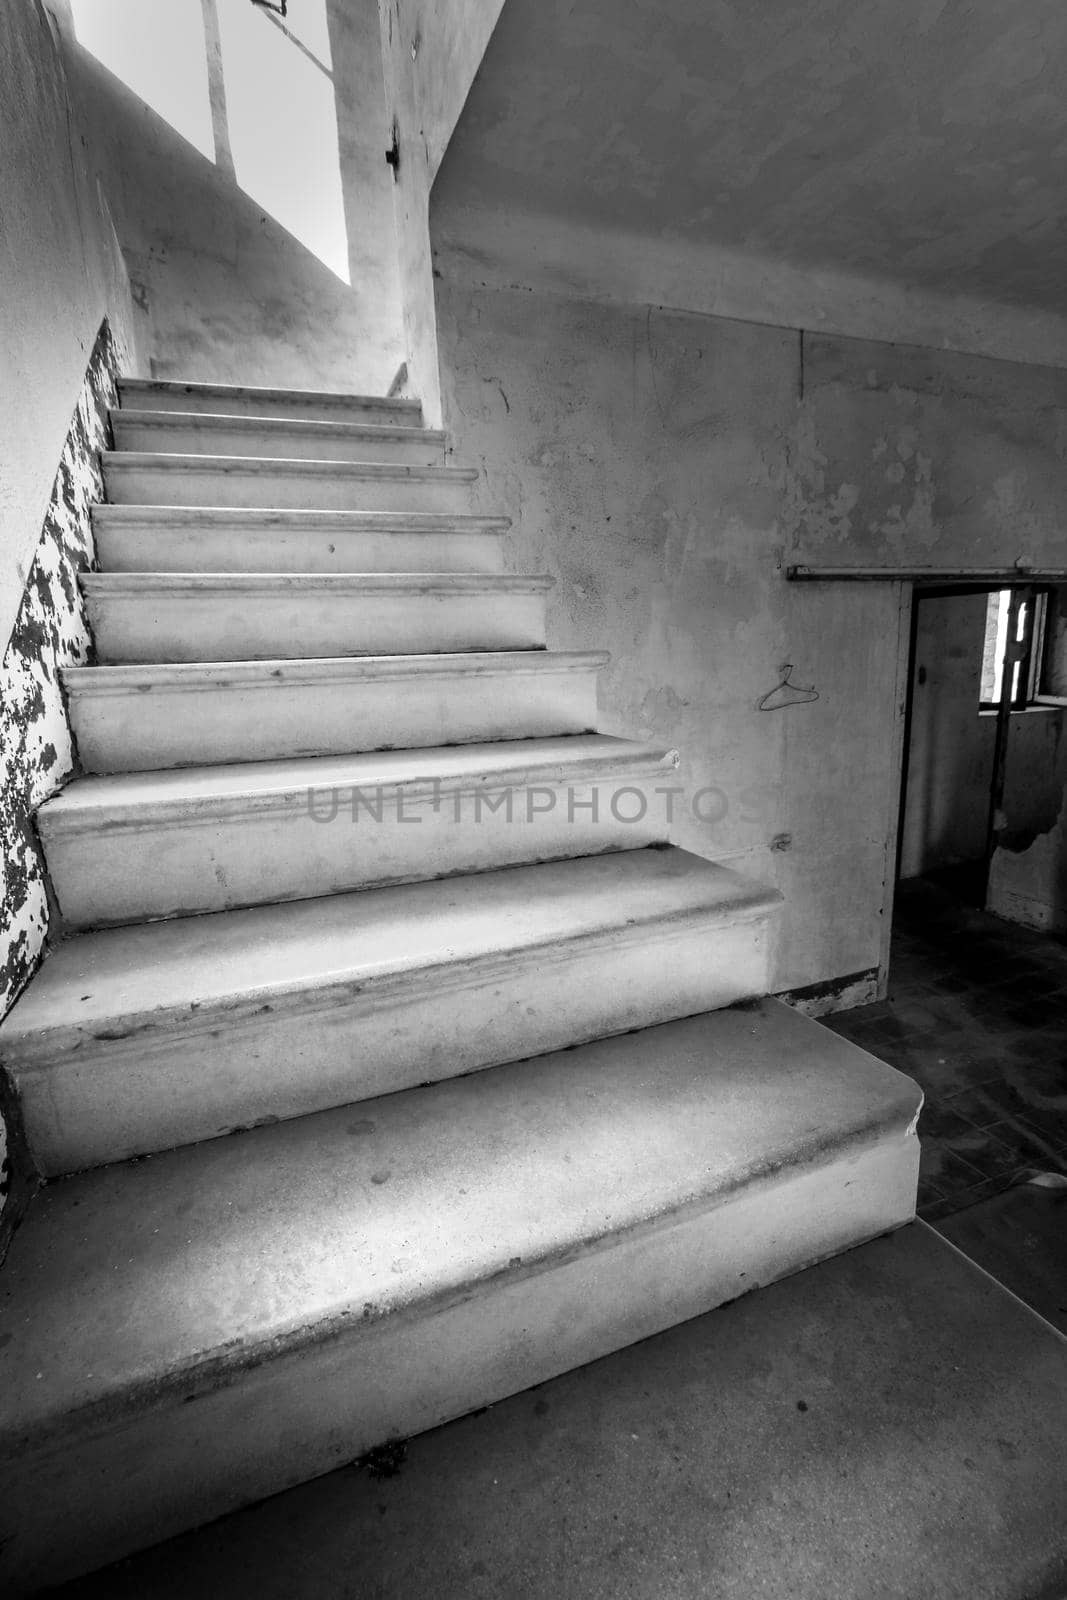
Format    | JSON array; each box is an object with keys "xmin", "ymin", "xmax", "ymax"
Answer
[{"xmin": 434, "ymin": 280, "xmax": 1067, "ymax": 999}]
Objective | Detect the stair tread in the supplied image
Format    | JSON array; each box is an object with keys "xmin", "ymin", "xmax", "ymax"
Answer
[
  {"xmin": 90, "ymin": 506, "xmax": 510, "ymax": 531},
  {"xmin": 0, "ymin": 999, "xmax": 920, "ymax": 1448},
  {"xmin": 40, "ymin": 735, "xmax": 678, "ymax": 823},
  {"xmin": 103, "ymin": 451, "xmax": 478, "ymax": 479},
  {"xmin": 0, "ymin": 848, "xmax": 779, "ymax": 1056},
  {"xmin": 80, "ymin": 572, "xmax": 553, "ymax": 594},
  {"xmin": 118, "ymin": 379, "xmax": 422, "ymax": 412},
  {"xmin": 114, "ymin": 408, "xmax": 444, "ymax": 446},
  {"xmin": 62, "ymin": 649, "xmax": 609, "ymax": 694}
]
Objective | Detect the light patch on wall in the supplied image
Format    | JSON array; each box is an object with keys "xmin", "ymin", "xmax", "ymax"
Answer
[
  {"xmin": 0, "ymin": 326, "xmax": 117, "ymax": 1023},
  {"xmin": 71, "ymin": 0, "xmax": 350, "ymax": 283},
  {"xmin": 1, "ymin": 322, "xmax": 119, "ymax": 1243},
  {"xmin": 70, "ymin": 0, "xmax": 215, "ymax": 158}
]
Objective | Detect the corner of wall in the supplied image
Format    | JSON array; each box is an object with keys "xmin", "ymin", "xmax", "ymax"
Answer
[{"xmin": 377, "ymin": 0, "xmax": 508, "ymax": 427}]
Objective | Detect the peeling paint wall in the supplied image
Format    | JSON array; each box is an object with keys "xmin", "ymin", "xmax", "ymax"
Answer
[
  {"xmin": 788, "ymin": 338, "xmax": 1067, "ymax": 570},
  {"xmin": 0, "ymin": 323, "xmax": 118, "ymax": 1243}
]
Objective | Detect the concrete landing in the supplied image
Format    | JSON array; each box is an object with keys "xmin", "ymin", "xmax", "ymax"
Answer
[
  {"xmin": 51, "ymin": 1223, "xmax": 1067, "ymax": 1600},
  {"xmin": 0, "ymin": 1001, "xmax": 919, "ymax": 1590}
]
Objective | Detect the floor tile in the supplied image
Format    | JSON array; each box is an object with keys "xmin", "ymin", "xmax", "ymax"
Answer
[{"xmin": 843, "ymin": 874, "xmax": 1067, "ymax": 1221}]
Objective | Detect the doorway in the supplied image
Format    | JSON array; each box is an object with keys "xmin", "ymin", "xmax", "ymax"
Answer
[
  {"xmin": 846, "ymin": 578, "xmax": 1067, "ymax": 1222},
  {"xmin": 897, "ymin": 581, "xmax": 1064, "ymax": 915}
]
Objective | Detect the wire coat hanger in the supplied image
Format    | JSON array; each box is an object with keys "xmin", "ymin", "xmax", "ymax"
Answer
[{"xmin": 758, "ymin": 663, "xmax": 819, "ymax": 711}]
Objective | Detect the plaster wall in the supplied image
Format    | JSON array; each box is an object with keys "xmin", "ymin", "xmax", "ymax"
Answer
[
  {"xmin": 0, "ymin": 0, "xmax": 138, "ymax": 664},
  {"xmin": 0, "ymin": 323, "xmax": 121, "ymax": 1251},
  {"xmin": 435, "ymin": 279, "xmax": 1067, "ymax": 996},
  {"xmin": 52, "ymin": 0, "xmax": 405, "ymax": 393},
  {"xmin": 1, "ymin": 2, "xmax": 139, "ymax": 1239}
]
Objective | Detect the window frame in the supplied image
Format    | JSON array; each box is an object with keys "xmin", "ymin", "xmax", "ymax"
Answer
[{"xmin": 978, "ymin": 584, "xmax": 1052, "ymax": 712}]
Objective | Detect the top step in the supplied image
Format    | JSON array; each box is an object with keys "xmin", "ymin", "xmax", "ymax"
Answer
[
  {"xmin": 116, "ymin": 379, "xmax": 422, "ymax": 428},
  {"xmin": 110, "ymin": 411, "xmax": 447, "ymax": 466}
]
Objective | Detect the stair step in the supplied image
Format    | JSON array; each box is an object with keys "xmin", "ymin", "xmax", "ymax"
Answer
[
  {"xmin": 38, "ymin": 736, "xmax": 680, "ymax": 926},
  {"xmin": 117, "ymin": 378, "xmax": 422, "ymax": 426},
  {"xmin": 102, "ymin": 453, "xmax": 479, "ymax": 513},
  {"xmin": 111, "ymin": 409, "xmax": 448, "ymax": 466},
  {"xmin": 1, "ymin": 847, "xmax": 781, "ymax": 1173},
  {"xmin": 81, "ymin": 572, "xmax": 552, "ymax": 663},
  {"xmin": 0, "ymin": 1000, "xmax": 921, "ymax": 1590},
  {"xmin": 90, "ymin": 506, "xmax": 509, "ymax": 573},
  {"xmin": 64, "ymin": 651, "xmax": 607, "ymax": 772}
]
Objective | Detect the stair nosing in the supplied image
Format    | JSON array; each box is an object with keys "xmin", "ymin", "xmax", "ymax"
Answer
[
  {"xmin": 79, "ymin": 572, "xmax": 554, "ymax": 595},
  {"xmin": 38, "ymin": 740, "xmax": 681, "ymax": 833},
  {"xmin": 3, "ymin": 880, "xmax": 782, "ymax": 1067},
  {"xmin": 90, "ymin": 506, "xmax": 511, "ymax": 531},
  {"xmin": 117, "ymin": 379, "xmax": 423, "ymax": 412},
  {"xmin": 103, "ymin": 451, "xmax": 479, "ymax": 481},
  {"xmin": 113, "ymin": 409, "xmax": 447, "ymax": 445},
  {"xmin": 61, "ymin": 650, "xmax": 610, "ymax": 696}
]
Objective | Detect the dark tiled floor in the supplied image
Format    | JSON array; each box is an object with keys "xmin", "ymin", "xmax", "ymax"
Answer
[
  {"xmin": 825, "ymin": 876, "xmax": 1067, "ymax": 1223},
  {"xmin": 935, "ymin": 1182, "xmax": 1067, "ymax": 1334}
]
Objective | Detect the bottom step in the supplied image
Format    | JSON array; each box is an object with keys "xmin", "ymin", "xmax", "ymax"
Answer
[
  {"xmin": 66, "ymin": 1225, "xmax": 1067, "ymax": 1600},
  {"xmin": 0, "ymin": 1000, "xmax": 921, "ymax": 1592}
]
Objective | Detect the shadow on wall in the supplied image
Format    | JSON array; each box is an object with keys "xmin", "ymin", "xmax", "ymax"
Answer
[{"xmin": 60, "ymin": 0, "xmax": 404, "ymax": 391}]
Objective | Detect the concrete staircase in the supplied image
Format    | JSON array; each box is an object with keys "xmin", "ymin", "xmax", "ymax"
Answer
[{"xmin": 0, "ymin": 378, "xmax": 922, "ymax": 1592}]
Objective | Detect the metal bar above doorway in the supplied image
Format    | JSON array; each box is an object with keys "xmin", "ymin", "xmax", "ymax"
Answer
[{"xmin": 786, "ymin": 566, "xmax": 1067, "ymax": 583}]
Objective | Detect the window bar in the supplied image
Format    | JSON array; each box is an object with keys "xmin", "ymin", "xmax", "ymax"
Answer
[{"xmin": 983, "ymin": 585, "xmax": 1035, "ymax": 899}]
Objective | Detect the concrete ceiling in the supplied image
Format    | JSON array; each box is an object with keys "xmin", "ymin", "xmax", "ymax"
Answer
[{"xmin": 436, "ymin": 0, "xmax": 1067, "ymax": 315}]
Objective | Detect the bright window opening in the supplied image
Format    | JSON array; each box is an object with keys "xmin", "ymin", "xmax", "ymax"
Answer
[
  {"xmin": 69, "ymin": 0, "xmax": 350, "ymax": 282},
  {"xmin": 70, "ymin": 0, "xmax": 214, "ymax": 159}
]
